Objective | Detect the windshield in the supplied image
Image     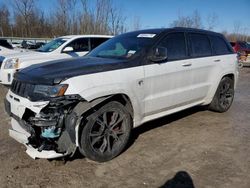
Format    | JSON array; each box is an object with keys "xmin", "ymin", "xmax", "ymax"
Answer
[
  {"xmin": 36, "ymin": 38, "xmax": 67, "ymax": 52},
  {"xmin": 88, "ymin": 33, "xmax": 157, "ymax": 59}
]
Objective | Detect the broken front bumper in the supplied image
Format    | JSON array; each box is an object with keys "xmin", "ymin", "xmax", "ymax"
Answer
[
  {"xmin": 9, "ymin": 118, "xmax": 66, "ymax": 159},
  {"xmin": 5, "ymin": 90, "xmax": 77, "ymax": 159}
]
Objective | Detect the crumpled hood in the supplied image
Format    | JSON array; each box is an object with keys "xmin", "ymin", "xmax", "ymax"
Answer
[{"xmin": 15, "ymin": 56, "xmax": 132, "ymax": 85}]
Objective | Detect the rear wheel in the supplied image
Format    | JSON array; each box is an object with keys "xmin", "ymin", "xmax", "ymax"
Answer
[
  {"xmin": 79, "ymin": 101, "xmax": 132, "ymax": 162},
  {"xmin": 209, "ymin": 77, "xmax": 234, "ymax": 112}
]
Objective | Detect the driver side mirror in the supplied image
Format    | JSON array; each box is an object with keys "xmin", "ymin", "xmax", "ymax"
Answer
[
  {"xmin": 62, "ymin": 46, "xmax": 74, "ymax": 53},
  {"xmin": 149, "ymin": 47, "xmax": 168, "ymax": 63}
]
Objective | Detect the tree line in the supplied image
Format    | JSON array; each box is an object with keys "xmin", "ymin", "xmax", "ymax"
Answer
[
  {"xmin": 0, "ymin": 1, "xmax": 249, "ymax": 42},
  {"xmin": 0, "ymin": 0, "xmax": 126, "ymax": 38},
  {"xmin": 170, "ymin": 10, "xmax": 250, "ymax": 42}
]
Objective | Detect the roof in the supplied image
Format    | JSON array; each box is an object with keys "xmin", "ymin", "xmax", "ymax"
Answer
[
  {"xmin": 171, "ymin": 27, "xmax": 221, "ymax": 35},
  {"xmin": 125, "ymin": 27, "xmax": 222, "ymax": 36},
  {"xmin": 59, "ymin": 35, "xmax": 113, "ymax": 39}
]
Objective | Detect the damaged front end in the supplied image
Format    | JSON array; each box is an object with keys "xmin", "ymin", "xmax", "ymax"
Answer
[
  {"xmin": 5, "ymin": 82, "xmax": 83, "ymax": 159},
  {"xmin": 26, "ymin": 96, "xmax": 80, "ymax": 157}
]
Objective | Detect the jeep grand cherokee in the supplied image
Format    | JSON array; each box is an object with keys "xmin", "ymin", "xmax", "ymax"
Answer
[{"xmin": 5, "ymin": 28, "xmax": 238, "ymax": 162}]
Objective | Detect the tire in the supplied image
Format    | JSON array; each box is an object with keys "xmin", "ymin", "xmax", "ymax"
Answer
[
  {"xmin": 79, "ymin": 101, "xmax": 132, "ymax": 162},
  {"xmin": 209, "ymin": 77, "xmax": 234, "ymax": 113}
]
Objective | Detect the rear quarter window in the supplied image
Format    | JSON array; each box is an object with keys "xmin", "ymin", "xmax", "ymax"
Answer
[
  {"xmin": 188, "ymin": 33, "xmax": 212, "ymax": 57},
  {"xmin": 210, "ymin": 35, "xmax": 233, "ymax": 55}
]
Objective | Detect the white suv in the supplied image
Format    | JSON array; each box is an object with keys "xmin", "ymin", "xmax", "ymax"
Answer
[
  {"xmin": 5, "ymin": 28, "xmax": 238, "ymax": 162},
  {"xmin": 0, "ymin": 35, "xmax": 112, "ymax": 85}
]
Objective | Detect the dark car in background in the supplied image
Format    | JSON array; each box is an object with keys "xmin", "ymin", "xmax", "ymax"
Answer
[
  {"xmin": 0, "ymin": 39, "xmax": 13, "ymax": 49},
  {"xmin": 21, "ymin": 40, "xmax": 46, "ymax": 49},
  {"xmin": 230, "ymin": 41, "xmax": 250, "ymax": 66}
]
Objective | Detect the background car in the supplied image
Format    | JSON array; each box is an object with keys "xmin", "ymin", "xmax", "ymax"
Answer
[
  {"xmin": 21, "ymin": 40, "xmax": 46, "ymax": 49},
  {"xmin": 0, "ymin": 35, "xmax": 112, "ymax": 85},
  {"xmin": 230, "ymin": 41, "xmax": 250, "ymax": 66},
  {"xmin": 0, "ymin": 39, "xmax": 14, "ymax": 49},
  {"xmin": 0, "ymin": 40, "xmax": 27, "ymax": 57}
]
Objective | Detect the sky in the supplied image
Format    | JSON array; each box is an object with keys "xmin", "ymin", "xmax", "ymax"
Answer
[{"xmin": 1, "ymin": 0, "xmax": 250, "ymax": 34}]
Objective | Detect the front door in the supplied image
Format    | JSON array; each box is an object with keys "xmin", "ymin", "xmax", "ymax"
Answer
[{"xmin": 143, "ymin": 32, "xmax": 195, "ymax": 118}]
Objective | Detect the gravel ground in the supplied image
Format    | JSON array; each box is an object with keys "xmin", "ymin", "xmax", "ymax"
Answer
[{"xmin": 0, "ymin": 68, "xmax": 249, "ymax": 188}]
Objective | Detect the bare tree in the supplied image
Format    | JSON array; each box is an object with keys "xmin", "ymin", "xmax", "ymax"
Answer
[
  {"xmin": 192, "ymin": 10, "xmax": 203, "ymax": 29},
  {"xmin": 233, "ymin": 21, "xmax": 242, "ymax": 41},
  {"xmin": 2, "ymin": 0, "xmax": 127, "ymax": 37},
  {"xmin": 0, "ymin": 4, "xmax": 11, "ymax": 36},
  {"xmin": 51, "ymin": 0, "xmax": 72, "ymax": 36},
  {"xmin": 12, "ymin": 0, "xmax": 35, "ymax": 37},
  {"xmin": 78, "ymin": 0, "xmax": 126, "ymax": 35},
  {"xmin": 170, "ymin": 14, "xmax": 193, "ymax": 28},
  {"xmin": 170, "ymin": 10, "xmax": 203, "ymax": 29},
  {"xmin": 109, "ymin": 6, "xmax": 126, "ymax": 35},
  {"xmin": 206, "ymin": 13, "xmax": 218, "ymax": 30},
  {"xmin": 132, "ymin": 16, "xmax": 141, "ymax": 31}
]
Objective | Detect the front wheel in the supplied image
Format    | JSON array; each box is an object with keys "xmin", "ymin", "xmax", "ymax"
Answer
[
  {"xmin": 79, "ymin": 101, "xmax": 132, "ymax": 162},
  {"xmin": 209, "ymin": 77, "xmax": 234, "ymax": 113}
]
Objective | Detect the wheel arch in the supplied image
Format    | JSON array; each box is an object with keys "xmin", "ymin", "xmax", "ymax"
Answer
[
  {"xmin": 67, "ymin": 93, "xmax": 135, "ymax": 148},
  {"xmin": 222, "ymin": 73, "xmax": 235, "ymax": 86}
]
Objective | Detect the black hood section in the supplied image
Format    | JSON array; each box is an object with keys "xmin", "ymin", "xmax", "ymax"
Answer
[{"xmin": 15, "ymin": 56, "xmax": 140, "ymax": 85}]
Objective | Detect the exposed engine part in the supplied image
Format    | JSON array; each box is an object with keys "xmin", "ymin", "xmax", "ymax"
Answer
[{"xmin": 41, "ymin": 126, "xmax": 61, "ymax": 138}]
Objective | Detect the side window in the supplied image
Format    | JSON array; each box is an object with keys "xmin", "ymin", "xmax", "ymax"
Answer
[
  {"xmin": 66, "ymin": 38, "xmax": 89, "ymax": 52},
  {"xmin": 158, "ymin": 32, "xmax": 187, "ymax": 61},
  {"xmin": 210, "ymin": 35, "xmax": 232, "ymax": 55},
  {"xmin": 188, "ymin": 33, "xmax": 212, "ymax": 57},
  {"xmin": 90, "ymin": 38, "xmax": 109, "ymax": 50}
]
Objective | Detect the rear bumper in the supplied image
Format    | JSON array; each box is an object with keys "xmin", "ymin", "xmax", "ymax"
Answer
[{"xmin": 9, "ymin": 118, "xmax": 66, "ymax": 159}]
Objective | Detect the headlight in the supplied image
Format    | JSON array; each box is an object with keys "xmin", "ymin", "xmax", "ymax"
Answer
[
  {"xmin": 4, "ymin": 58, "xmax": 20, "ymax": 69},
  {"xmin": 33, "ymin": 84, "xmax": 68, "ymax": 97}
]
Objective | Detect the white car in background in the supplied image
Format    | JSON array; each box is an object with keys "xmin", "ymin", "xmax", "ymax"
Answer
[
  {"xmin": 0, "ymin": 35, "xmax": 112, "ymax": 85},
  {"xmin": 0, "ymin": 45, "xmax": 26, "ymax": 56},
  {"xmin": 0, "ymin": 46, "xmax": 27, "ymax": 72}
]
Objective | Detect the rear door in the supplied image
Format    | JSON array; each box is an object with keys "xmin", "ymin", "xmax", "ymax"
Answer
[{"xmin": 186, "ymin": 32, "xmax": 215, "ymax": 101}]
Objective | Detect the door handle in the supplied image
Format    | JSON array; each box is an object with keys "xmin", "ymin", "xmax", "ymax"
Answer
[
  {"xmin": 214, "ymin": 59, "xmax": 221, "ymax": 62},
  {"xmin": 138, "ymin": 80, "xmax": 144, "ymax": 86},
  {"xmin": 182, "ymin": 63, "xmax": 192, "ymax": 67}
]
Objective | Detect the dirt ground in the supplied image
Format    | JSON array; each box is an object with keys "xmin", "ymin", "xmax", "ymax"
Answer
[{"xmin": 0, "ymin": 68, "xmax": 250, "ymax": 188}]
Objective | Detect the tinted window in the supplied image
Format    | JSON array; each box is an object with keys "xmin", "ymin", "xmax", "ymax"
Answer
[
  {"xmin": 189, "ymin": 33, "xmax": 212, "ymax": 57},
  {"xmin": 66, "ymin": 38, "xmax": 89, "ymax": 52},
  {"xmin": 210, "ymin": 36, "xmax": 232, "ymax": 55},
  {"xmin": 90, "ymin": 38, "xmax": 110, "ymax": 50},
  {"xmin": 158, "ymin": 32, "xmax": 187, "ymax": 61}
]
